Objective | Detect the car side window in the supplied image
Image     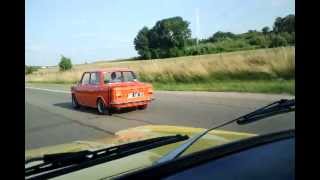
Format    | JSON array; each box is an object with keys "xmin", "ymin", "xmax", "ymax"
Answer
[
  {"xmin": 104, "ymin": 72, "xmax": 111, "ymax": 84},
  {"xmin": 90, "ymin": 72, "xmax": 100, "ymax": 85},
  {"xmin": 110, "ymin": 71, "xmax": 123, "ymax": 83},
  {"xmin": 81, "ymin": 73, "xmax": 90, "ymax": 85},
  {"xmin": 123, "ymin": 71, "xmax": 136, "ymax": 82}
]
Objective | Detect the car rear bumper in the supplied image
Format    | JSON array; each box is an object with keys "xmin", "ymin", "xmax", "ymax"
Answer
[{"xmin": 110, "ymin": 98, "xmax": 155, "ymax": 108}]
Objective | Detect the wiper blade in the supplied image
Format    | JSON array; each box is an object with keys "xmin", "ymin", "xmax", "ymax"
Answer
[
  {"xmin": 156, "ymin": 99, "xmax": 295, "ymax": 164},
  {"xmin": 237, "ymin": 99, "xmax": 295, "ymax": 125},
  {"xmin": 25, "ymin": 134, "xmax": 188, "ymax": 180}
]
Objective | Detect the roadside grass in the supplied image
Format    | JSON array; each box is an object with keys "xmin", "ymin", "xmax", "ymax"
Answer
[
  {"xmin": 26, "ymin": 82, "xmax": 72, "ymax": 91},
  {"xmin": 26, "ymin": 47, "xmax": 294, "ymax": 94},
  {"xmin": 153, "ymin": 80, "xmax": 294, "ymax": 95},
  {"xmin": 26, "ymin": 79, "xmax": 294, "ymax": 95}
]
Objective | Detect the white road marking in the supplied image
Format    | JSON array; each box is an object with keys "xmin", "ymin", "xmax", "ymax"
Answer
[
  {"xmin": 25, "ymin": 86, "xmax": 294, "ymax": 100},
  {"xmin": 25, "ymin": 87, "xmax": 69, "ymax": 94}
]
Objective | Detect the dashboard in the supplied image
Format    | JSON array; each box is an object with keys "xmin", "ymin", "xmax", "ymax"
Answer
[{"xmin": 117, "ymin": 130, "xmax": 295, "ymax": 180}]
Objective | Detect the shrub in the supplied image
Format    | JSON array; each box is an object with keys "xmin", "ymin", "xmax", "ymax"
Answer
[
  {"xmin": 248, "ymin": 36, "xmax": 262, "ymax": 46},
  {"xmin": 25, "ymin": 66, "xmax": 38, "ymax": 74},
  {"xmin": 280, "ymin": 32, "xmax": 295, "ymax": 45},
  {"xmin": 270, "ymin": 34, "xmax": 288, "ymax": 48},
  {"xmin": 168, "ymin": 47, "xmax": 181, "ymax": 57},
  {"xmin": 59, "ymin": 56, "xmax": 73, "ymax": 71}
]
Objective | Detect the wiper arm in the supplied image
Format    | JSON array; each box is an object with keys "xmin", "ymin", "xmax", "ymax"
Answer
[
  {"xmin": 156, "ymin": 99, "xmax": 295, "ymax": 164},
  {"xmin": 236, "ymin": 99, "xmax": 295, "ymax": 124},
  {"xmin": 25, "ymin": 134, "xmax": 188, "ymax": 180}
]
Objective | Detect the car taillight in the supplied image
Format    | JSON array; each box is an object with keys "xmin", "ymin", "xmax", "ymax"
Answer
[
  {"xmin": 148, "ymin": 88, "xmax": 153, "ymax": 94},
  {"xmin": 116, "ymin": 92, "xmax": 122, "ymax": 97}
]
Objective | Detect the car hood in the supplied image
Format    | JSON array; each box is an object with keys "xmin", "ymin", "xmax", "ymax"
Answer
[{"xmin": 26, "ymin": 125, "xmax": 256, "ymax": 179}]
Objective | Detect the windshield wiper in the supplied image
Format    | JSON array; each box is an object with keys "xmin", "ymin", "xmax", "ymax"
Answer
[
  {"xmin": 25, "ymin": 134, "xmax": 188, "ymax": 180},
  {"xmin": 156, "ymin": 99, "xmax": 295, "ymax": 164},
  {"xmin": 236, "ymin": 99, "xmax": 295, "ymax": 124}
]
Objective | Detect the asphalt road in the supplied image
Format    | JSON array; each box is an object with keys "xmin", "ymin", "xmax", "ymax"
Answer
[{"xmin": 25, "ymin": 87, "xmax": 294, "ymax": 150}]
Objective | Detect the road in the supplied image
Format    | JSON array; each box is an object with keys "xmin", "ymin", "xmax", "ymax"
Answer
[{"xmin": 25, "ymin": 87, "xmax": 294, "ymax": 150}]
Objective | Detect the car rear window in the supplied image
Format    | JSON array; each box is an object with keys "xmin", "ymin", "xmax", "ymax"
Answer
[
  {"xmin": 104, "ymin": 71, "xmax": 122, "ymax": 83},
  {"xmin": 104, "ymin": 71, "xmax": 136, "ymax": 83}
]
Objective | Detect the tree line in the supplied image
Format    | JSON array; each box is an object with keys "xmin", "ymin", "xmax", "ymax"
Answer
[
  {"xmin": 25, "ymin": 65, "xmax": 39, "ymax": 74},
  {"xmin": 25, "ymin": 56, "xmax": 73, "ymax": 74},
  {"xmin": 134, "ymin": 14, "xmax": 295, "ymax": 59}
]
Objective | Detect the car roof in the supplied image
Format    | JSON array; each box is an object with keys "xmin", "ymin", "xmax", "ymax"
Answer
[{"xmin": 85, "ymin": 68, "xmax": 132, "ymax": 73}]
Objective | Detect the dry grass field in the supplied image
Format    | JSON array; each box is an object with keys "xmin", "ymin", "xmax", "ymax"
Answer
[{"xmin": 26, "ymin": 47, "xmax": 295, "ymax": 94}]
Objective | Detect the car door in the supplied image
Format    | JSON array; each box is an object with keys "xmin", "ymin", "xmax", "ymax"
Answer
[
  {"xmin": 101, "ymin": 71, "xmax": 112, "ymax": 107},
  {"xmin": 87, "ymin": 72, "xmax": 101, "ymax": 107},
  {"xmin": 76, "ymin": 72, "xmax": 91, "ymax": 106}
]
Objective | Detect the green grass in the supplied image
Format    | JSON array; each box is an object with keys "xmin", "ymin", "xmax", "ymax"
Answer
[
  {"xmin": 152, "ymin": 80, "xmax": 294, "ymax": 95},
  {"xmin": 26, "ymin": 79, "xmax": 294, "ymax": 95}
]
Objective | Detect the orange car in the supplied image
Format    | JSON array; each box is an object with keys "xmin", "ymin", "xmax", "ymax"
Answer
[{"xmin": 71, "ymin": 68, "xmax": 154, "ymax": 115}]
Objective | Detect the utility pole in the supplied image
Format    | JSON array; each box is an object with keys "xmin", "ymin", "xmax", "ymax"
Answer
[{"xmin": 195, "ymin": 8, "xmax": 200, "ymax": 46}]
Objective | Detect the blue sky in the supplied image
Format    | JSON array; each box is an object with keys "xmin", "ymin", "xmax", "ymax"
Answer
[{"xmin": 26, "ymin": 0, "xmax": 295, "ymax": 66}]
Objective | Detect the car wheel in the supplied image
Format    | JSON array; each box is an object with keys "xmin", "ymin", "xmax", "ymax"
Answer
[
  {"xmin": 138, "ymin": 104, "xmax": 148, "ymax": 110},
  {"xmin": 72, "ymin": 95, "xmax": 80, "ymax": 109},
  {"xmin": 97, "ymin": 99, "xmax": 111, "ymax": 115}
]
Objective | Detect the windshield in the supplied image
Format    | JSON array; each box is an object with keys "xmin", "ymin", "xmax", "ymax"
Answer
[
  {"xmin": 176, "ymin": 110, "xmax": 295, "ymax": 158},
  {"xmin": 25, "ymin": 110, "xmax": 294, "ymax": 180},
  {"xmin": 25, "ymin": 0, "xmax": 295, "ymax": 179}
]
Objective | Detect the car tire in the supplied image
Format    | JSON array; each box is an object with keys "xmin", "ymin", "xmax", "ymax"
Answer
[
  {"xmin": 72, "ymin": 95, "xmax": 80, "ymax": 109},
  {"xmin": 97, "ymin": 99, "xmax": 111, "ymax": 115},
  {"xmin": 138, "ymin": 104, "xmax": 148, "ymax": 110}
]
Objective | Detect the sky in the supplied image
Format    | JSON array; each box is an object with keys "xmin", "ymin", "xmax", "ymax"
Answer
[{"xmin": 26, "ymin": 0, "xmax": 295, "ymax": 66}]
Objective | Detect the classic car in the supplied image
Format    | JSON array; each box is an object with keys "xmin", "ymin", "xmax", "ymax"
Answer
[
  {"xmin": 70, "ymin": 68, "xmax": 154, "ymax": 115},
  {"xmin": 25, "ymin": 99, "xmax": 294, "ymax": 180}
]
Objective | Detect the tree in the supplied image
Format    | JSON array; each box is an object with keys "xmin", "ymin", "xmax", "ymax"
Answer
[
  {"xmin": 281, "ymin": 14, "xmax": 295, "ymax": 33},
  {"xmin": 150, "ymin": 16, "xmax": 191, "ymax": 50},
  {"xmin": 59, "ymin": 55, "xmax": 72, "ymax": 71},
  {"xmin": 134, "ymin": 16, "xmax": 191, "ymax": 59},
  {"xmin": 262, "ymin": 26, "xmax": 270, "ymax": 34},
  {"xmin": 134, "ymin": 27, "xmax": 151, "ymax": 59},
  {"xmin": 273, "ymin": 15, "xmax": 295, "ymax": 33},
  {"xmin": 291, "ymin": 32, "xmax": 295, "ymax": 44},
  {"xmin": 248, "ymin": 30, "xmax": 257, "ymax": 33},
  {"xmin": 168, "ymin": 47, "xmax": 183, "ymax": 57},
  {"xmin": 273, "ymin": 17, "xmax": 283, "ymax": 33},
  {"xmin": 150, "ymin": 48, "xmax": 161, "ymax": 59},
  {"xmin": 207, "ymin": 31, "xmax": 236, "ymax": 42},
  {"xmin": 186, "ymin": 38, "xmax": 197, "ymax": 46}
]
